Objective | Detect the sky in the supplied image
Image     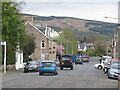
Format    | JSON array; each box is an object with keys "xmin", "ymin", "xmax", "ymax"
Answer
[{"xmin": 17, "ymin": 0, "xmax": 120, "ymax": 23}]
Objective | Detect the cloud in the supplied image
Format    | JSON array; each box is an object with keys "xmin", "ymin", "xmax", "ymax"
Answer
[
  {"xmin": 21, "ymin": 2, "xmax": 118, "ymax": 23},
  {"xmin": 22, "ymin": 0, "xmax": 120, "ymax": 2}
]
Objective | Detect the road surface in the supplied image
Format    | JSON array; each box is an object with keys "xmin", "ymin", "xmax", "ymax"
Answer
[{"xmin": 2, "ymin": 57, "xmax": 118, "ymax": 88}]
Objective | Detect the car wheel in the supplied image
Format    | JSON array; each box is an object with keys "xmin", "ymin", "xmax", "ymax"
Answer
[
  {"xmin": 104, "ymin": 69, "xmax": 108, "ymax": 74},
  {"xmin": 39, "ymin": 72, "xmax": 43, "ymax": 76},
  {"xmin": 98, "ymin": 65, "xmax": 102, "ymax": 70},
  {"xmin": 24, "ymin": 69, "xmax": 28, "ymax": 73},
  {"xmin": 75, "ymin": 63, "xmax": 77, "ymax": 65},
  {"xmin": 54, "ymin": 72, "xmax": 58, "ymax": 75},
  {"xmin": 60, "ymin": 67, "xmax": 63, "ymax": 70},
  {"xmin": 71, "ymin": 67, "xmax": 73, "ymax": 70},
  {"xmin": 81, "ymin": 63, "xmax": 83, "ymax": 65},
  {"xmin": 108, "ymin": 75, "xmax": 112, "ymax": 79},
  {"xmin": 56, "ymin": 72, "xmax": 58, "ymax": 75}
]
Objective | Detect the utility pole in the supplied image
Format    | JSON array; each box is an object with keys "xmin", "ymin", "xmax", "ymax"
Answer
[
  {"xmin": 72, "ymin": 42, "xmax": 73, "ymax": 55},
  {"xmin": 1, "ymin": 41, "xmax": 6, "ymax": 74},
  {"xmin": 60, "ymin": 36, "xmax": 62, "ymax": 58},
  {"xmin": 105, "ymin": 16, "xmax": 120, "ymax": 58},
  {"xmin": 106, "ymin": 41, "xmax": 108, "ymax": 56}
]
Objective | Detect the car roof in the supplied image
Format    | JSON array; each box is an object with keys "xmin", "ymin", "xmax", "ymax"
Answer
[
  {"xmin": 111, "ymin": 59, "xmax": 120, "ymax": 61},
  {"xmin": 102, "ymin": 56, "xmax": 111, "ymax": 58},
  {"xmin": 41, "ymin": 60, "xmax": 54, "ymax": 62},
  {"xmin": 28, "ymin": 61, "xmax": 37, "ymax": 62}
]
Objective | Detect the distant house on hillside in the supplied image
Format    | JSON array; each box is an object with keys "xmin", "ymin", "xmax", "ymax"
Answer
[{"xmin": 78, "ymin": 42, "xmax": 94, "ymax": 52}]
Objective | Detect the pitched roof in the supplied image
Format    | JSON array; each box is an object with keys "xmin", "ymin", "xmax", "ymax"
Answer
[{"xmin": 26, "ymin": 22, "xmax": 53, "ymax": 41}]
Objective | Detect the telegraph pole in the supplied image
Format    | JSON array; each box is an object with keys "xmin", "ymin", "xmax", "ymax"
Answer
[
  {"xmin": 72, "ymin": 42, "xmax": 73, "ymax": 55},
  {"xmin": 1, "ymin": 41, "xmax": 7, "ymax": 73}
]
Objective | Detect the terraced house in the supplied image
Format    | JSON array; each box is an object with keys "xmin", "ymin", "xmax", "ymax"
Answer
[{"xmin": 25, "ymin": 22, "xmax": 58, "ymax": 61}]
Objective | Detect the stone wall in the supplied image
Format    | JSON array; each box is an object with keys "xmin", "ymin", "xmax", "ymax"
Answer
[{"xmin": 25, "ymin": 23, "xmax": 56, "ymax": 61}]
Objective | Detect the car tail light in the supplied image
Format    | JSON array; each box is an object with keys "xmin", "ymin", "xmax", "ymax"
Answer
[
  {"xmin": 70, "ymin": 59, "xmax": 73, "ymax": 62},
  {"xmin": 60, "ymin": 59, "xmax": 62, "ymax": 62},
  {"xmin": 38, "ymin": 64, "xmax": 42, "ymax": 67}
]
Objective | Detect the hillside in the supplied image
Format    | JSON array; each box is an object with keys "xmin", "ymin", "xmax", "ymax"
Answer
[{"xmin": 23, "ymin": 13, "xmax": 119, "ymax": 41}]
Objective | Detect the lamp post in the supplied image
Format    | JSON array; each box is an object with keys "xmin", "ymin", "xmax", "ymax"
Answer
[
  {"xmin": 72, "ymin": 42, "xmax": 73, "ymax": 55},
  {"xmin": 60, "ymin": 35, "xmax": 62, "ymax": 58},
  {"xmin": 1, "ymin": 41, "xmax": 6, "ymax": 74}
]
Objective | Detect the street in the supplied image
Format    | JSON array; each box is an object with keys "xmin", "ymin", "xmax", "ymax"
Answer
[{"xmin": 2, "ymin": 57, "xmax": 118, "ymax": 88}]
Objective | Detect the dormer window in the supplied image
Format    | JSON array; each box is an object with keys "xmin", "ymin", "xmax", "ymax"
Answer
[{"xmin": 41, "ymin": 41, "xmax": 45, "ymax": 49}]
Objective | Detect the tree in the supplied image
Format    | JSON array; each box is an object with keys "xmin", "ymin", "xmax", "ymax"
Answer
[
  {"xmin": 54, "ymin": 28, "xmax": 78, "ymax": 55},
  {"xmin": 20, "ymin": 35, "xmax": 36, "ymax": 62},
  {"xmin": 2, "ymin": 1, "xmax": 25, "ymax": 64}
]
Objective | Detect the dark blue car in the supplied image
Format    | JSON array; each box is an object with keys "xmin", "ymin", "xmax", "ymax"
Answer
[{"xmin": 38, "ymin": 60, "xmax": 58, "ymax": 75}]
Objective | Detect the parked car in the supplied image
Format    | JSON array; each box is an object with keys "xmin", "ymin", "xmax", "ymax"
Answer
[
  {"xmin": 99, "ymin": 56, "xmax": 111, "ymax": 63},
  {"xmin": 104, "ymin": 59, "xmax": 120, "ymax": 74},
  {"xmin": 94, "ymin": 60, "xmax": 105, "ymax": 70},
  {"xmin": 107, "ymin": 63, "xmax": 120, "ymax": 79},
  {"xmin": 24, "ymin": 61, "xmax": 39, "ymax": 73},
  {"xmin": 59, "ymin": 55, "xmax": 73, "ymax": 70},
  {"xmin": 38, "ymin": 60, "xmax": 58, "ymax": 75},
  {"xmin": 75, "ymin": 57, "xmax": 83, "ymax": 65},
  {"xmin": 82, "ymin": 55, "xmax": 90, "ymax": 62},
  {"xmin": 95, "ymin": 56, "xmax": 111, "ymax": 70}
]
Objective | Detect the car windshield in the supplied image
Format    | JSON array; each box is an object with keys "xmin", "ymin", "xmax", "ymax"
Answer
[
  {"xmin": 28, "ymin": 61, "xmax": 37, "ymax": 65},
  {"xmin": 55, "ymin": 60, "xmax": 59, "ymax": 62},
  {"xmin": 111, "ymin": 64, "xmax": 120, "ymax": 69},
  {"xmin": 42, "ymin": 62, "xmax": 53, "ymax": 65},
  {"xmin": 62, "ymin": 57, "xmax": 71, "ymax": 61},
  {"xmin": 111, "ymin": 61, "xmax": 120, "ymax": 64}
]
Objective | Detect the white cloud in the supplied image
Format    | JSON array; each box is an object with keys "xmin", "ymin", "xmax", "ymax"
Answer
[
  {"xmin": 21, "ymin": 2, "xmax": 118, "ymax": 23},
  {"xmin": 22, "ymin": 0, "xmax": 120, "ymax": 2}
]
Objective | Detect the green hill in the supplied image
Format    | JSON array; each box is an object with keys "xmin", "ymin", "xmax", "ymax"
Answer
[{"xmin": 23, "ymin": 13, "xmax": 119, "ymax": 41}]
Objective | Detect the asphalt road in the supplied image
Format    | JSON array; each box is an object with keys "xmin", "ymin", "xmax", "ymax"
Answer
[{"xmin": 2, "ymin": 57, "xmax": 118, "ymax": 88}]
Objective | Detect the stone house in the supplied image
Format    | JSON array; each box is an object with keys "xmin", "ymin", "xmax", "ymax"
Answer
[
  {"xmin": 78, "ymin": 42, "xmax": 94, "ymax": 52},
  {"xmin": 111, "ymin": 35, "xmax": 117, "ymax": 58},
  {"xmin": 25, "ymin": 22, "xmax": 57, "ymax": 61},
  {"xmin": 116, "ymin": 27, "xmax": 120, "ymax": 59},
  {"xmin": 112, "ymin": 26, "xmax": 120, "ymax": 59}
]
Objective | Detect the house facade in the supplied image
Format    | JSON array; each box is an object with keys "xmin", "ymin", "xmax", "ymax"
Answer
[
  {"xmin": 78, "ymin": 42, "xmax": 94, "ymax": 52},
  {"xmin": 111, "ymin": 26, "xmax": 120, "ymax": 59},
  {"xmin": 25, "ymin": 23, "xmax": 57, "ymax": 61},
  {"xmin": 111, "ymin": 35, "xmax": 117, "ymax": 58},
  {"xmin": 116, "ymin": 27, "xmax": 120, "ymax": 59}
]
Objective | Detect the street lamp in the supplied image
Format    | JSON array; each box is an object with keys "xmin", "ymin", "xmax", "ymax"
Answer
[
  {"xmin": 0, "ymin": 41, "xmax": 6, "ymax": 73},
  {"xmin": 104, "ymin": 16, "xmax": 120, "ymax": 20}
]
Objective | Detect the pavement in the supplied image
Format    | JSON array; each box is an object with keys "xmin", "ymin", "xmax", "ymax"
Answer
[
  {"xmin": 1, "ymin": 68, "xmax": 24, "ymax": 77},
  {"xmin": 1, "ymin": 57, "xmax": 119, "ymax": 88}
]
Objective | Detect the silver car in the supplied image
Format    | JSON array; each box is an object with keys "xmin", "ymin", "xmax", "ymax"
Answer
[
  {"xmin": 107, "ymin": 63, "xmax": 120, "ymax": 79},
  {"xmin": 24, "ymin": 61, "xmax": 39, "ymax": 73}
]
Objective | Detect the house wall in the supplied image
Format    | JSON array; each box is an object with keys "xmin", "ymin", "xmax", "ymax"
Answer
[
  {"xmin": 25, "ymin": 23, "xmax": 57, "ymax": 61},
  {"xmin": 25, "ymin": 23, "xmax": 49, "ymax": 60},
  {"xmin": 48, "ymin": 40, "xmax": 57, "ymax": 60},
  {"xmin": 116, "ymin": 27, "xmax": 120, "ymax": 59}
]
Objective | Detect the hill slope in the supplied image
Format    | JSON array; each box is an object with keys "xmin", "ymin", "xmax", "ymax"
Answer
[{"xmin": 23, "ymin": 14, "xmax": 119, "ymax": 41}]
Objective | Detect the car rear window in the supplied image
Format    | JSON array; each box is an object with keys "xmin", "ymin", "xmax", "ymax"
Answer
[
  {"xmin": 62, "ymin": 57, "xmax": 71, "ymax": 61},
  {"xmin": 28, "ymin": 61, "xmax": 38, "ymax": 65},
  {"xmin": 42, "ymin": 62, "xmax": 53, "ymax": 65}
]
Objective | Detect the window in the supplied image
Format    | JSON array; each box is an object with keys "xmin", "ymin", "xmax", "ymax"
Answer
[{"xmin": 41, "ymin": 41, "xmax": 45, "ymax": 48}]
